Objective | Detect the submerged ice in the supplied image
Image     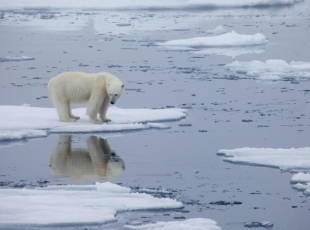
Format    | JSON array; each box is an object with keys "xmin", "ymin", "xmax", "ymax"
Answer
[
  {"xmin": 124, "ymin": 218, "xmax": 222, "ymax": 230},
  {"xmin": 0, "ymin": 182, "xmax": 183, "ymax": 226}
]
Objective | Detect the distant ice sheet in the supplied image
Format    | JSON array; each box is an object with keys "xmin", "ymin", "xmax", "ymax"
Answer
[
  {"xmin": 0, "ymin": 0, "xmax": 301, "ymax": 10},
  {"xmin": 0, "ymin": 56, "xmax": 35, "ymax": 62},
  {"xmin": 0, "ymin": 182, "xmax": 183, "ymax": 226},
  {"xmin": 226, "ymin": 59, "xmax": 310, "ymax": 80},
  {"xmin": 124, "ymin": 218, "xmax": 222, "ymax": 230},
  {"xmin": 0, "ymin": 105, "xmax": 186, "ymax": 141},
  {"xmin": 217, "ymin": 147, "xmax": 310, "ymax": 171}
]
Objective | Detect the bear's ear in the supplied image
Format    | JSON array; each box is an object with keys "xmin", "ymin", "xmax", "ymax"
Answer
[{"xmin": 122, "ymin": 84, "xmax": 124, "ymax": 88}]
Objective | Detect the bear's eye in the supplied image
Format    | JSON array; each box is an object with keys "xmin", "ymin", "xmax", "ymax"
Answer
[
  {"xmin": 109, "ymin": 94, "xmax": 112, "ymax": 96},
  {"xmin": 115, "ymin": 94, "xmax": 118, "ymax": 96}
]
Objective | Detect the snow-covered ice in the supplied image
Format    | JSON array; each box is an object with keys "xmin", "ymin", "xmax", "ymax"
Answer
[
  {"xmin": 226, "ymin": 59, "xmax": 310, "ymax": 80},
  {"xmin": 290, "ymin": 173, "xmax": 310, "ymax": 196},
  {"xmin": 0, "ymin": 56, "xmax": 35, "ymax": 62},
  {"xmin": 124, "ymin": 218, "xmax": 222, "ymax": 230},
  {"xmin": 158, "ymin": 31, "xmax": 268, "ymax": 48},
  {"xmin": 0, "ymin": 105, "xmax": 186, "ymax": 139},
  {"xmin": 0, "ymin": 129, "xmax": 47, "ymax": 141},
  {"xmin": 0, "ymin": 0, "xmax": 301, "ymax": 10},
  {"xmin": 217, "ymin": 147, "xmax": 310, "ymax": 171},
  {"xmin": 0, "ymin": 182, "xmax": 183, "ymax": 226},
  {"xmin": 291, "ymin": 173, "xmax": 310, "ymax": 184}
]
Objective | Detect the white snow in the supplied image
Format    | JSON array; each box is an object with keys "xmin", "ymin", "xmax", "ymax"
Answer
[
  {"xmin": 0, "ymin": 182, "xmax": 183, "ymax": 226},
  {"xmin": 0, "ymin": 0, "xmax": 301, "ymax": 10},
  {"xmin": 0, "ymin": 105, "xmax": 186, "ymax": 139},
  {"xmin": 158, "ymin": 31, "xmax": 268, "ymax": 48},
  {"xmin": 226, "ymin": 59, "xmax": 310, "ymax": 80},
  {"xmin": 124, "ymin": 218, "xmax": 222, "ymax": 230},
  {"xmin": 217, "ymin": 147, "xmax": 310, "ymax": 171},
  {"xmin": 0, "ymin": 56, "xmax": 35, "ymax": 62}
]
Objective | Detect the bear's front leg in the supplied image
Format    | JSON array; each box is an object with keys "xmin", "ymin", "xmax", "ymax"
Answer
[
  {"xmin": 99, "ymin": 96, "xmax": 111, "ymax": 123},
  {"xmin": 87, "ymin": 92, "xmax": 104, "ymax": 124}
]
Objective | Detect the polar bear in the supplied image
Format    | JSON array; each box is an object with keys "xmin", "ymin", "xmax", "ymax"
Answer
[{"xmin": 48, "ymin": 71, "xmax": 124, "ymax": 123}]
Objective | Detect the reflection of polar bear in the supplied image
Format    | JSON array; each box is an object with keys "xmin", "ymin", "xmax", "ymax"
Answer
[
  {"xmin": 49, "ymin": 135, "xmax": 125, "ymax": 180},
  {"xmin": 48, "ymin": 72, "xmax": 124, "ymax": 123}
]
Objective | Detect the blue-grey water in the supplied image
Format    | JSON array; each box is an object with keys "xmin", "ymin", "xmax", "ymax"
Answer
[{"xmin": 0, "ymin": 3, "xmax": 310, "ymax": 230}]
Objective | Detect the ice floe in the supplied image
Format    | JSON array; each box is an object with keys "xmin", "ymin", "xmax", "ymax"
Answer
[
  {"xmin": 158, "ymin": 31, "xmax": 268, "ymax": 48},
  {"xmin": 0, "ymin": 182, "xmax": 183, "ymax": 226},
  {"xmin": 158, "ymin": 31, "xmax": 268, "ymax": 57},
  {"xmin": 124, "ymin": 218, "xmax": 222, "ymax": 230},
  {"xmin": 226, "ymin": 59, "xmax": 310, "ymax": 80},
  {"xmin": 205, "ymin": 25, "xmax": 227, "ymax": 35},
  {"xmin": 0, "ymin": 56, "xmax": 35, "ymax": 62},
  {"xmin": 217, "ymin": 147, "xmax": 310, "ymax": 171},
  {"xmin": 0, "ymin": 105, "xmax": 186, "ymax": 140},
  {"xmin": 290, "ymin": 173, "xmax": 310, "ymax": 196},
  {"xmin": 0, "ymin": 0, "xmax": 301, "ymax": 10},
  {"xmin": 217, "ymin": 147, "xmax": 310, "ymax": 196}
]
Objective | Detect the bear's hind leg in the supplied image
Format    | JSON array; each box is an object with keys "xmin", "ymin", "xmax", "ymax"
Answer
[
  {"xmin": 56, "ymin": 101, "xmax": 76, "ymax": 122},
  {"xmin": 68, "ymin": 103, "xmax": 80, "ymax": 120}
]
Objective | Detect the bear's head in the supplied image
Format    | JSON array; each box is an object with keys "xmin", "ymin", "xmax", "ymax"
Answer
[{"xmin": 107, "ymin": 82, "xmax": 124, "ymax": 105}]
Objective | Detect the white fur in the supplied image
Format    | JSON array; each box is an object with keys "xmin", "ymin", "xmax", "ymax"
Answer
[{"xmin": 48, "ymin": 71, "xmax": 124, "ymax": 123}]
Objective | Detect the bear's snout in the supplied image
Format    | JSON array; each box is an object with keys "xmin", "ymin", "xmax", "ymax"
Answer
[{"xmin": 111, "ymin": 101, "xmax": 115, "ymax": 105}]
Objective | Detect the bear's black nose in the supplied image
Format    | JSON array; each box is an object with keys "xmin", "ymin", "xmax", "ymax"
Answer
[{"xmin": 111, "ymin": 102, "xmax": 115, "ymax": 105}]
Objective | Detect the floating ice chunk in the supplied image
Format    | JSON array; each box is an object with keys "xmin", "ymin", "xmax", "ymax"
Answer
[
  {"xmin": 291, "ymin": 173, "xmax": 310, "ymax": 196},
  {"xmin": 0, "ymin": 182, "xmax": 183, "ymax": 226},
  {"xmin": 218, "ymin": 148, "xmax": 310, "ymax": 196},
  {"xmin": 226, "ymin": 59, "xmax": 310, "ymax": 80},
  {"xmin": 124, "ymin": 218, "xmax": 222, "ymax": 230},
  {"xmin": 217, "ymin": 147, "xmax": 310, "ymax": 171},
  {"xmin": 0, "ymin": 56, "xmax": 35, "ymax": 62},
  {"xmin": 158, "ymin": 31, "xmax": 268, "ymax": 48},
  {"xmin": 291, "ymin": 173, "xmax": 310, "ymax": 184},
  {"xmin": 291, "ymin": 183, "xmax": 310, "ymax": 196},
  {"xmin": 0, "ymin": 106, "xmax": 186, "ymax": 137},
  {"xmin": 244, "ymin": 221, "xmax": 274, "ymax": 228},
  {"xmin": 205, "ymin": 25, "xmax": 227, "ymax": 35}
]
